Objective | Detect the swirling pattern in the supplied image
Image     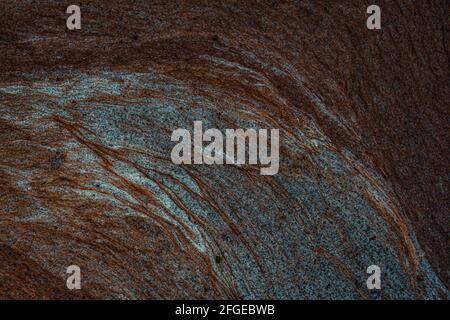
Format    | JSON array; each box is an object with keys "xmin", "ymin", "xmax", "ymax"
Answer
[{"xmin": 0, "ymin": 0, "xmax": 448, "ymax": 299}]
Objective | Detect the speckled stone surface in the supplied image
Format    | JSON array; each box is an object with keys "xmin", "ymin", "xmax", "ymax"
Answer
[{"xmin": 0, "ymin": 1, "xmax": 448, "ymax": 299}]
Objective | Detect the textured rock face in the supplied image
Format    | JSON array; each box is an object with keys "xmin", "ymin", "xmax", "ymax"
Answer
[{"xmin": 0, "ymin": 1, "xmax": 448, "ymax": 299}]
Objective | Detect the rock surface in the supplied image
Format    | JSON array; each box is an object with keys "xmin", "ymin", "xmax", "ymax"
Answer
[{"xmin": 0, "ymin": 0, "xmax": 448, "ymax": 299}]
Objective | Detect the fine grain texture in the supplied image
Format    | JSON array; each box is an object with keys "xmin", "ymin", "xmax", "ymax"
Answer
[{"xmin": 0, "ymin": 0, "xmax": 448, "ymax": 299}]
